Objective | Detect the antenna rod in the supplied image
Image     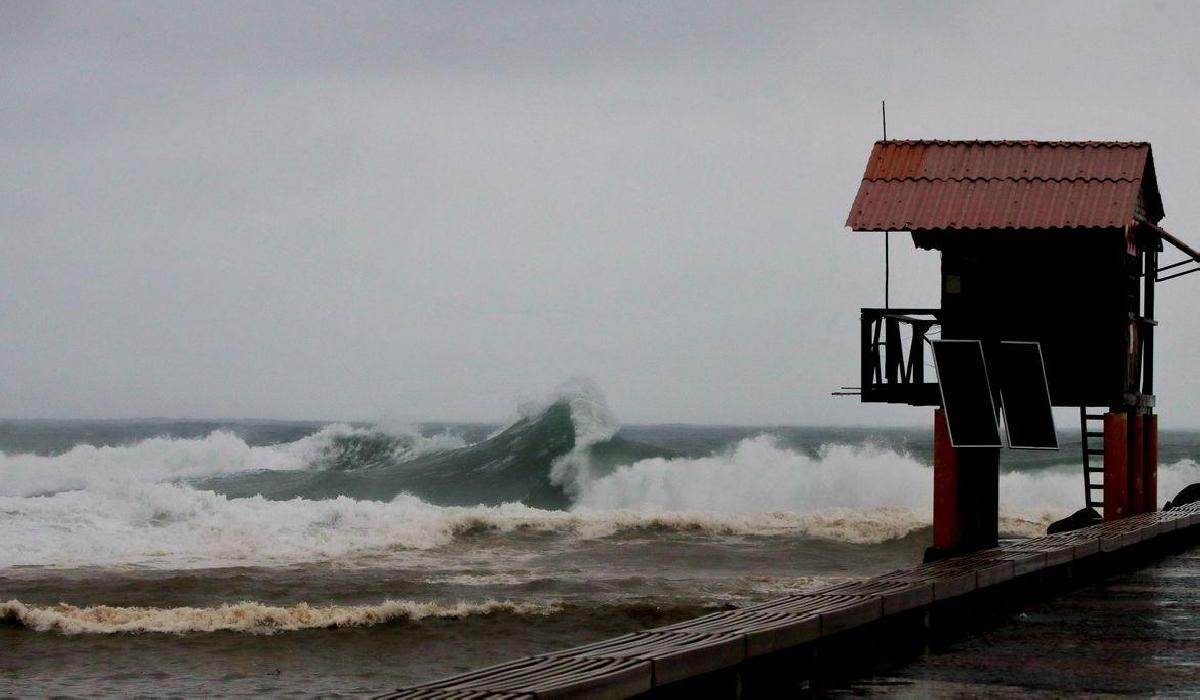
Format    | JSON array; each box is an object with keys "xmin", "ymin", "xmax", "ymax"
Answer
[{"xmin": 882, "ymin": 100, "xmax": 889, "ymax": 309}]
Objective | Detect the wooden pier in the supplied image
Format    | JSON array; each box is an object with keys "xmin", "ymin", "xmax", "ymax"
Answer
[
  {"xmin": 847, "ymin": 526, "xmax": 1200, "ymax": 695},
  {"xmin": 377, "ymin": 503, "xmax": 1200, "ymax": 698}
]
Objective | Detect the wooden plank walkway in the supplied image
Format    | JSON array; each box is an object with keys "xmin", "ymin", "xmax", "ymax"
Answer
[
  {"xmin": 376, "ymin": 504, "xmax": 1200, "ymax": 699},
  {"xmin": 844, "ymin": 527, "xmax": 1200, "ymax": 695}
]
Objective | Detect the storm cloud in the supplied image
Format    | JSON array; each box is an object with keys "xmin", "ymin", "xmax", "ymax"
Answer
[{"xmin": 3, "ymin": 1, "xmax": 1199, "ymax": 426}]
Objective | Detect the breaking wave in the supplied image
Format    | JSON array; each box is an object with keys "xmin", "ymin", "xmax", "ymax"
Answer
[
  {"xmin": 0, "ymin": 484, "xmax": 930, "ymax": 568},
  {"xmin": 573, "ymin": 434, "xmax": 1200, "ymax": 539},
  {"xmin": 1, "ymin": 424, "xmax": 464, "ymax": 498},
  {"xmin": 576, "ymin": 437, "xmax": 932, "ymax": 513},
  {"xmin": 11, "ymin": 455, "xmax": 1191, "ymax": 568},
  {"xmin": 3, "ymin": 379, "xmax": 1198, "ymax": 570},
  {"xmin": 0, "ymin": 598, "xmax": 559, "ymax": 635}
]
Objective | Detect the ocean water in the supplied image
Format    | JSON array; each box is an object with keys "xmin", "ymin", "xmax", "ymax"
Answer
[{"xmin": 2, "ymin": 386, "xmax": 1198, "ymax": 696}]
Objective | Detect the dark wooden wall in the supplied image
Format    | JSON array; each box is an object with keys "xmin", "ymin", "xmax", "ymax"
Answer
[{"xmin": 914, "ymin": 228, "xmax": 1139, "ymax": 408}]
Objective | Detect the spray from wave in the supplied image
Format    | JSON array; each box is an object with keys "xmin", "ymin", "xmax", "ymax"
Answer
[
  {"xmin": 0, "ymin": 598, "xmax": 559, "ymax": 635},
  {"xmin": 569, "ymin": 434, "xmax": 1200, "ymax": 540},
  {"xmin": 546, "ymin": 378, "xmax": 619, "ymax": 500}
]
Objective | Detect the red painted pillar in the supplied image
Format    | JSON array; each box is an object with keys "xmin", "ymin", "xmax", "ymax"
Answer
[
  {"xmin": 1104, "ymin": 412, "xmax": 1129, "ymax": 521},
  {"xmin": 1144, "ymin": 414, "xmax": 1158, "ymax": 513},
  {"xmin": 932, "ymin": 408, "xmax": 961, "ymax": 549},
  {"xmin": 1128, "ymin": 414, "xmax": 1145, "ymax": 515}
]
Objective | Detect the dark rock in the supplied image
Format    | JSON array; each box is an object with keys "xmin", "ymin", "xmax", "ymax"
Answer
[
  {"xmin": 1046, "ymin": 507, "xmax": 1102, "ymax": 534},
  {"xmin": 1164, "ymin": 483, "xmax": 1200, "ymax": 510}
]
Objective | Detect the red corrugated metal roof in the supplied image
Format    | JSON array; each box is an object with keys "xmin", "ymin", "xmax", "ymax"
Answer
[{"xmin": 845, "ymin": 141, "xmax": 1164, "ymax": 232}]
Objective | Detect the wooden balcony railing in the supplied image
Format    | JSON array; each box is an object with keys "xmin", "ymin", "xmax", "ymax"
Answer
[{"xmin": 859, "ymin": 308, "xmax": 942, "ymax": 405}]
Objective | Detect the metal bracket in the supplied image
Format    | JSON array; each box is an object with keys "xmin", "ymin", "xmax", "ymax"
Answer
[{"xmin": 1157, "ymin": 261, "xmax": 1199, "ymax": 282}]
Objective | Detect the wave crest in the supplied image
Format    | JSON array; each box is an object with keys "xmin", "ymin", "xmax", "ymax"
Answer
[
  {"xmin": 8, "ymin": 435, "xmax": 1196, "ymax": 568},
  {"xmin": 0, "ymin": 598, "xmax": 559, "ymax": 635},
  {"xmin": 574, "ymin": 436, "xmax": 932, "ymax": 513},
  {"xmin": 4, "ymin": 383, "xmax": 1196, "ymax": 571},
  {"xmin": 0, "ymin": 424, "xmax": 464, "ymax": 498}
]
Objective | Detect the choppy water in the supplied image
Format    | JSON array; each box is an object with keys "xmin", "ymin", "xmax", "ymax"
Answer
[{"xmin": 3, "ymin": 384, "xmax": 1198, "ymax": 695}]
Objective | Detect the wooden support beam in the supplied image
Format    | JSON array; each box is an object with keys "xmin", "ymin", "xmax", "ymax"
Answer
[{"xmin": 1141, "ymin": 221, "xmax": 1200, "ymax": 263}]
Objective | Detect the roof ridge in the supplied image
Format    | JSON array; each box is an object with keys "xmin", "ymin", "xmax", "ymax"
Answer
[
  {"xmin": 862, "ymin": 175, "xmax": 1144, "ymax": 184},
  {"xmin": 849, "ymin": 224, "xmax": 1138, "ymax": 232},
  {"xmin": 874, "ymin": 140, "xmax": 1150, "ymax": 148}
]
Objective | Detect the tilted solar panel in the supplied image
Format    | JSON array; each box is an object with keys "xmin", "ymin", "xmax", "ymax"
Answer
[
  {"xmin": 931, "ymin": 340, "xmax": 1002, "ymax": 448},
  {"xmin": 994, "ymin": 341, "xmax": 1058, "ymax": 450}
]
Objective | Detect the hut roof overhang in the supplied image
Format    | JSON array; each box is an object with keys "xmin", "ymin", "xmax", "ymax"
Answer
[{"xmin": 845, "ymin": 140, "xmax": 1164, "ymax": 233}]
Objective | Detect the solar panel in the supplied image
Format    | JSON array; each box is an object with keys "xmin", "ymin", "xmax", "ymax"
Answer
[
  {"xmin": 931, "ymin": 340, "xmax": 1002, "ymax": 448},
  {"xmin": 993, "ymin": 341, "xmax": 1058, "ymax": 450}
]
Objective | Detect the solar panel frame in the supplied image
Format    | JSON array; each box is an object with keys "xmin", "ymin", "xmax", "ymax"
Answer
[
  {"xmin": 995, "ymin": 341, "xmax": 1059, "ymax": 451},
  {"xmin": 931, "ymin": 339, "xmax": 1003, "ymax": 448}
]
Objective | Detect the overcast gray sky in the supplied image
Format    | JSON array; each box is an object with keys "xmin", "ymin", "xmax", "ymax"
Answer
[{"xmin": 3, "ymin": 0, "xmax": 1199, "ymax": 426}]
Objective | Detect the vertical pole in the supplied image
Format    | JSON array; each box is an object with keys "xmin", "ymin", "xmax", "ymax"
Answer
[
  {"xmin": 861, "ymin": 312, "xmax": 873, "ymax": 400},
  {"xmin": 1128, "ymin": 414, "xmax": 1145, "ymax": 515},
  {"xmin": 932, "ymin": 409, "xmax": 961, "ymax": 550},
  {"xmin": 885, "ymin": 233, "xmax": 890, "ymax": 309},
  {"xmin": 1144, "ymin": 249, "xmax": 1156, "ymax": 395},
  {"xmin": 1103, "ymin": 412, "xmax": 1129, "ymax": 520},
  {"xmin": 1144, "ymin": 414, "xmax": 1158, "ymax": 512},
  {"xmin": 882, "ymin": 100, "xmax": 890, "ymax": 311}
]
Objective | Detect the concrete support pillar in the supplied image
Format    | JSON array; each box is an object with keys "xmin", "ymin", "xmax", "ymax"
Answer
[
  {"xmin": 1104, "ymin": 412, "xmax": 1129, "ymax": 520},
  {"xmin": 1144, "ymin": 414, "xmax": 1158, "ymax": 513},
  {"xmin": 1128, "ymin": 414, "xmax": 1145, "ymax": 515},
  {"xmin": 931, "ymin": 408, "xmax": 999, "ymax": 557},
  {"xmin": 932, "ymin": 409, "xmax": 960, "ymax": 550},
  {"xmin": 958, "ymin": 448, "xmax": 999, "ymax": 551}
]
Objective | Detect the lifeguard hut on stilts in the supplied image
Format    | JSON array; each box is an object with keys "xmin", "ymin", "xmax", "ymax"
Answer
[
  {"xmin": 385, "ymin": 140, "xmax": 1200, "ymax": 699},
  {"xmin": 841, "ymin": 140, "xmax": 1200, "ymax": 559}
]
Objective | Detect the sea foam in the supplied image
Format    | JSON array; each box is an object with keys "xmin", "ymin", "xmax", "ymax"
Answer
[
  {"xmin": 0, "ymin": 598, "xmax": 558, "ymax": 635},
  {"xmin": 4, "ymin": 384, "xmax": 1197, "ymax": 569},
  {"xmin": 571, "ymin": 435, "xmax": 1200, "ymax": 539},
  {"xmin": 0, "ymin": 482, "xmax": 926, "ymax": 568},
  {"xmin": 8, "ymin": 445, "xmax": 1189, "ymax": 569},
  {"xmin": 0, "ymin": 423, "xmax": 462, "ymax": 498}
]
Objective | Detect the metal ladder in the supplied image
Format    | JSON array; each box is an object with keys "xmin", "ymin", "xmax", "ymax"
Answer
[{"xmin": 1080, "ymin": 407, "xmax": 1106, "ymax": 510}]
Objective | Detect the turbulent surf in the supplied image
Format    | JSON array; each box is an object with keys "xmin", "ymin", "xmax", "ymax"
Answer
[
  {"xmin": 4, "ymin": 384, "xmax": 1200, "ymax": 572},
  {"xmin": 4, "ymin": 382, "xmax": 1200, "ymax": 695}
]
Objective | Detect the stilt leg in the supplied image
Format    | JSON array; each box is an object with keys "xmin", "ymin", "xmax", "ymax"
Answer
[{"xmin": 1104, "ymin": 412, "xmax": 1129, "ymax": 520}]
